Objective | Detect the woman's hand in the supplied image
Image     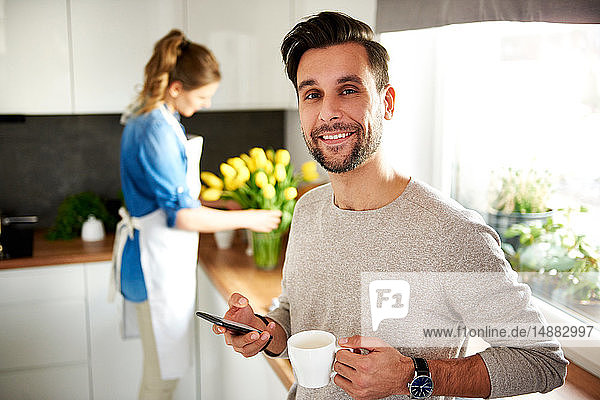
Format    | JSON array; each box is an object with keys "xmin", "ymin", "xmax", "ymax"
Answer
[{"xmin": 243, "ymin": 209, "xmax": 282, "ymax": 232}]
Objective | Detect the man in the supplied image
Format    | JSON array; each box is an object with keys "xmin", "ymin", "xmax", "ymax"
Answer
[{"xmin": 213, "ymin": 12, "xmax": 567, "ymax": 400}]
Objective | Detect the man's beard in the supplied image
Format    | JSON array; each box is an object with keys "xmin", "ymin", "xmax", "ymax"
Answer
[{"xmin": 303, "ymin": 116, "xmax": 382, "ymax": 174}]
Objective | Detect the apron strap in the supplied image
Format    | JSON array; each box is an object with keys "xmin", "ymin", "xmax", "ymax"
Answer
[{"xmin": 108, "ymin": 207, "xmax": 141, "ymax": 302}]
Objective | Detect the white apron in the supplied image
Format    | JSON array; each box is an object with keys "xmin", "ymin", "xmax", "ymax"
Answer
[{"xmin": 111, "ymin": 105, "xmax": 203, "ymax": 380}]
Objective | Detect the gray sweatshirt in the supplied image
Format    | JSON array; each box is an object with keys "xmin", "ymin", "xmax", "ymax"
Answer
[{"xmin": 267, "ymin": 179, "xmax": 567, "ymax": 400}]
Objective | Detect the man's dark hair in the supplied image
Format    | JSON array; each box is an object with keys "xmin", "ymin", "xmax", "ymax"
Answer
[{"xmin": 281, "ymin": 11, "xmax": 390, "ymax": 92}]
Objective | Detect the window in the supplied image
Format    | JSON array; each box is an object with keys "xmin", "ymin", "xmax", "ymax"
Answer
[{"xmin": 381, "ymin": 22, "xmax": 600, "ymax": 373}]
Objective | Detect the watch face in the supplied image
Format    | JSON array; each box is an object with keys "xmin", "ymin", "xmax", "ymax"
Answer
[{"xmin": 410, "ymin": 375, "xmax": 434, "ymax": 399}]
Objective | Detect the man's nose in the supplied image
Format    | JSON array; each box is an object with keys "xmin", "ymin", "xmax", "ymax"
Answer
[{"xmin": 319, "ymin": 96, "xmax": 341, "ymax": 122}]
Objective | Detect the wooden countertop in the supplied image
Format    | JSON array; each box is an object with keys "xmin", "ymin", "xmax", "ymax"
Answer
[
  {"xmin": 197, "ymin": 231, "xmax": 295, "ymax": 389},
  {"xmin": 4, "ymin": 228, "xmax": 600, "ymax": 397},
  {"xmin": 0, "ymin": 230, "xmax": 115, "ymax": 270}
]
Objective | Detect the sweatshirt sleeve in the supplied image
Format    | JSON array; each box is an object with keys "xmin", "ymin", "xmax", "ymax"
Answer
[
  {"xmin": 442, "ymin": 216, "xmax": 568, "ymax": 398},
  {"xmin": 266, "ymin": 272, "xmax": 292, "ymax": 358},
  {"xmin": 265, "ymin": 193, "xmax": 310, "ymax": 358}
]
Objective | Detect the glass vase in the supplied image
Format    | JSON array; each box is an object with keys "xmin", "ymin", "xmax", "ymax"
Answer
[{"xmin": 251, "ymin": 231, "xmax": 283, "ymax": 270}]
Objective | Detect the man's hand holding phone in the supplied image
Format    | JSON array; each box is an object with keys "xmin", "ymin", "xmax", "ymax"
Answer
[{"xmin": 212, "ymin": 292, "xmax": 282, "ymax": 358}]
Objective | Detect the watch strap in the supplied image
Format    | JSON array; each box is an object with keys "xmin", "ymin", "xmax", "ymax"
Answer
[
  {"xmin": 254, "ymin": 314, "xmax": 278, "ymax": 357},
  {"xmin": 412, "ymin": 357, "xmax": 430, "ymax": 377}
]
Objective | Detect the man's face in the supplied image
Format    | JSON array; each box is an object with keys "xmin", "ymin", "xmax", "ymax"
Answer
[{"xmin": 296, "ymin": 42, "xmax": 387, "ymax": 173}]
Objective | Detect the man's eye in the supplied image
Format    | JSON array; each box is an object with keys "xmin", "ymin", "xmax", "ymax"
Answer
[
  {"xmin": 304, "ymin": 92, "xmax": 320, "ymax": 100},
  {"xmin": 341, "ymin": 88, "xmax": 357, "ymax": 95}
]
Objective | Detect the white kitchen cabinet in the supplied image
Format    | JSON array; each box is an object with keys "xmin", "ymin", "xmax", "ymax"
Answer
[
  {"xmin": 0, "ymin": 264, "xmax": 89, "ymax": 400},
  {"xmin": 0, "ymin": 0, "xmax": 72, "ymax": 114},
  {"xmin": 187, "ymin": 0, "xmax": 295, "ymax": 110},
  {"xmin": 0, "ymin": 365, "xmax": 90, "ymax": 400},
  {"xmin": 0, "ymin": 299, "xmax": 88, "ymax": 370},
  {"xmin": 292, "ymin": 0, "xmax": 377, "ymax": 27},
  {"xmin": 0, "ymin": 0, "xmax": 377, "ymax": 114},
  {"xmin": 0, "ymin": 259, "xmax": 286, "ymax": 399},
  {"xmin": 196, "ymin": 266, "xmax": 288, "ymax": 400},
  {"xmin": 0, "ymin": 261, "xmax": 197, "ymax": 399},
  {"xmin": 69, "ymin": 0, "xmax": 186, "ymax": 114}
]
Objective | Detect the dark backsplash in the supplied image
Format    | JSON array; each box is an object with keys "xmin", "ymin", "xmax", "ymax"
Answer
[{"xmin": 0, "ymin": 110, "xmax": 285, "ymax": 228}]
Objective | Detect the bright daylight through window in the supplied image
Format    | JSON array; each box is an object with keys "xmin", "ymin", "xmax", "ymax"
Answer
[{"xmin": 381, "ymin": 22, "xmax": 600, "ymax": 329}]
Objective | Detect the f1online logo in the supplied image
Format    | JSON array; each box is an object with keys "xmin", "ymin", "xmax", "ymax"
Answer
[{"xmin": 369, "ymin": 280, "xmax": 410, "ymax": 331}]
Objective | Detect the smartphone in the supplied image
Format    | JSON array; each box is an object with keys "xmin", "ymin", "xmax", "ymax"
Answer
[{"xmin": 196, "ymin": 311, "xmax": 262, "ymax": 335}]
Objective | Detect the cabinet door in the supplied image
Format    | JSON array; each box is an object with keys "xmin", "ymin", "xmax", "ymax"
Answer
[
  {"xmin": 0, "ymin": 0, "xmax": 72, "ymax": 114},
  {"xmin": 292, "ymin": 0, "xmax": 376, "ymax": 27},
  {"xmin": 70, "ymin": 0, "xmax": 185, "ymax": 113},
  {"xmin": 197, "ymin": 267, "xmax": 288, "ymax": 399},
  {"xmin": 0, "ymin": 265, "xmax": 87, "ymax": 370},
  {"xmin": 187, "ymin": 0, "xmax": 294, "ymax": 110},
  {"xmin": 0, "ymin": 364, "xmax": 90, "ymax": 400},
  {"xmin": 0, "ymin": 265, "xmax": 89, "ymax": 399}
]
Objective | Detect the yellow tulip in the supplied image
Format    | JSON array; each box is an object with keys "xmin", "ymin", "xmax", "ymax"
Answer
[
  {"xmin": 226, "ymin": 176, "xmax": 246, "ymax": 191},
  {"xmin": 264, "ymin": 160, "xmax": 274, "ymax": 174},
  {"xmin": 240, "ymin": 153, "xmax": 251, "ymax": 165},
  {"xmin": 269, "ymin": 175, "xmax": 276, "ymax": 185},
  {"xmin": 283, "ymin": 187, "xmax": 297, "ymax": 200},
  {"xmin": 201, "ymin": 188, "xmax": 222, "ymax": 201},
  {"xmin": 303, "ymin": 171, "xmax": 320, "ymax": 182},
  {"xmin": 236, "ymin": 166, "xmax": 250, "ymax": 183},
  {"xmin": 220, "ymin": 163, "xmax": 237, "ymax": 179},
  {"xmin": 227, "ymin": 157, "xmax": 246, "ymax": 170},
  {"xmin": 301, "ymin": 160, "xmax": 317, "ymax": 174},
  {"xmin": 249, "ymin": 147, "xmax": 266, "ymax": 160},
  {"xmin": 301, "ymin": 161, "xmax": 319, "ymax": 182},
  {"xmin": 250, "ymin": 147, "xmax": 268, "ymax": 170},
  {"xmin": 262, "ymin": 184, "xmax": 276, "ymax": 200},
  {"xmin": 241, "ymin": 154, "xmax": 256, "ymax": 172},
  {"xmin": 266, "ymin": 149, "xmax": 275, "ymax": 162},
  {"xmin": 200, "ymin": 171, "xmax": 224, "ymax": 190},
  {"xmin": 274, "ymin": 163, "xmax": 287, "ymax": 182},
  {"xmin": 223, "ymin": 177, "xmax": 234, "ymax": 191},
  {"xmin": 254, "ymin": 171, "xmax": 268, "ymax": 188},
  {"xmin": 275, "ymin": 149, "xmax": 290, "ymax": 166}
]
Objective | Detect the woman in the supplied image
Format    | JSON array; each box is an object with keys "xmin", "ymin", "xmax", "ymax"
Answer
[{"xmin": 113, "ymin": 29, "xmax": 281, "ymax": 399}]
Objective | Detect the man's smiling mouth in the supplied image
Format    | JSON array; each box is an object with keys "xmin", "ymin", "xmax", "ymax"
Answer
[{"xmin": 320, "ymin": 131, "xmax": 355, "ymax": 141}]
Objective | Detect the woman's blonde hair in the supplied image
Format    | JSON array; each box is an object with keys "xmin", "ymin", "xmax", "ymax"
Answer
[{"xmin": 135, "ymin": 29, "xmax": 220, "ymax": 115}]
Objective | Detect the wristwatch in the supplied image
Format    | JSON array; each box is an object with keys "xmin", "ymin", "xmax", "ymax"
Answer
[{"xmin": 408, "ymin": 357, "xmax": 434, "ymax": 399}]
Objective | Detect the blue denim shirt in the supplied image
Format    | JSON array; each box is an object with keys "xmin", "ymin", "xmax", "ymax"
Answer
[{"xmin": 119, "ymin": 106, "xmax": 200, "ymax": 301}]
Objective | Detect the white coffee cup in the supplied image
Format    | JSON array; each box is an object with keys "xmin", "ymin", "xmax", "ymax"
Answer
[{"xmin": 287, "ymin": 330, "xmax": 348, "ymax": 389}]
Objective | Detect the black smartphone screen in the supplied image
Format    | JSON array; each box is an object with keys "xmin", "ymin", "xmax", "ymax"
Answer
[{"xmin": 196, "ymin": 311, "xmax": 262, "ymax": 335}]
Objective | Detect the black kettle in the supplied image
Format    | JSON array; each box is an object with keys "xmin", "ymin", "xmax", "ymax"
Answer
[{"xmin": 0, "ymin": 215, "xmax": 39, "ymax": 260}]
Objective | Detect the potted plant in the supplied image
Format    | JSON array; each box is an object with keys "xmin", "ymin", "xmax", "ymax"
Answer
[
  {"xmin": 487, "ymin": 168, "xmax": 554, "ymax": 248},
  {"xmin": 502, "ymin": 208, "xmax": 600, "ymax": 318},
  {"xmin": 47, "ymin": 191, "xmax": 116, "ymax": 240},
  {"xmin": 200, "ymin": 147, "xmax": 319, "ymax": 270}
]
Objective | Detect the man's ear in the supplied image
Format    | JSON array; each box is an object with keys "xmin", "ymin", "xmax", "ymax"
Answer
[
  {"xmin": 383, "ymin": 84, "xmax": 395, "ymax": 120},
  {"xmin": 167, "ymin": 80, "xmax": 184, "ymax": 98}
]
